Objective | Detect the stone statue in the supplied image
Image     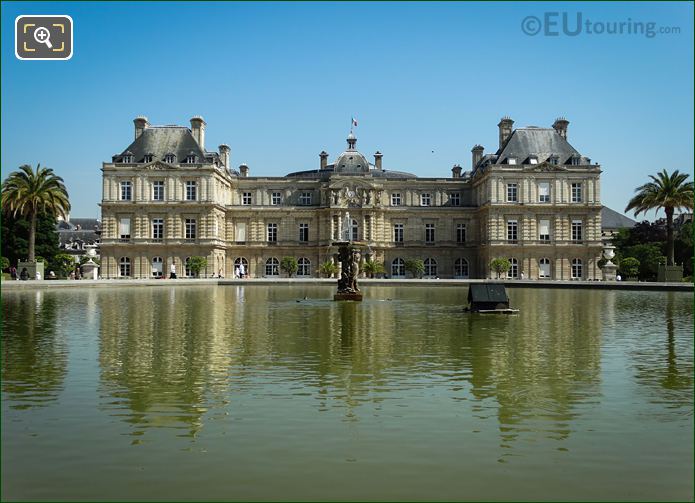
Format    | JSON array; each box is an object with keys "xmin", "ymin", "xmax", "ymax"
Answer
[{"xmin": 342, "ymin": 212, "xmax": 352, "ymax": 242}]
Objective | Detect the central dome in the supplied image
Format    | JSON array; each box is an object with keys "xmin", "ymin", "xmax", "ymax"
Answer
[{"xmin": 334, "ymin": 132, "xmax": 371, "ymax": 173}]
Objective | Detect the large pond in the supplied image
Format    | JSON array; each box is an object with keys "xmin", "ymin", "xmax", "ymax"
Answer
[{"xmin": 1, "ymin": 286, "xmax": 693, "ymax": 501}]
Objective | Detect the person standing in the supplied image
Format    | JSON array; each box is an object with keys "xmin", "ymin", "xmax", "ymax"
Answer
[
  {"xmin": 239, "ymin": 262, "xmax": 245, "ymax": 279},
  {"xmin": 170, "ymin": 263, "xmax": 177, "ymax": 279},
  {"xmin": 234, "ymin": 266, "xmax": 240, "ymax": 279}
]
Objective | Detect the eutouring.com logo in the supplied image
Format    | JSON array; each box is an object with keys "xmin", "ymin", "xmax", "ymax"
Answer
[{"xmin": 521, "ymin": 12, "xmax": 681, "ymax": 38}]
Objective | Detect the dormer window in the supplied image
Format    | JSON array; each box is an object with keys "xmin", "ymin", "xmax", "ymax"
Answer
[
  {"xmin": 507, "ymin": 157, "xmax": 517, "ymax": 165},
  {"xmin": 549, "ymin": 155, "xmax": 559, "ymax": 165},
  {"xmin": 528, "ymin": 155, "xmax": 538, "ymax": 165},
  {"xmin": 122, "ymin": 152, "xmax": 133, "ymax": 163},
  {"xmin": 185, "ymin": 154, "xmax": 197, "ymax": 164},
  {"xmin": 164, "ymin": 154, "xmax": 176, "ymax": 164},
  {"xmin": 570, "ymin": 154, "xmax": 581, "ymax": 166},
  {"xmin": 144, "ymin": 153, "xmax": 154, "ymax": 163}
]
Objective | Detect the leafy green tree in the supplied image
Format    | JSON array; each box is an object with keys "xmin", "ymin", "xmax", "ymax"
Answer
[
  {"xmin": 319, "ymin": 260, "xmax": 338, "ymax": 278},
  {"xmin": 619, "ymin": 257, "xmax": 640, "ymax": 278},
  {"xmin": 280, "ymin": 256, "xmax": 299, "ymax": 277},
  {"xmin": 490, "ymin": 258, "xmax": 511, "ymax": 279},
  {"xmin": 675, "ymin": 223, "xmax": 694, "ymax": 277},
  {"xmin": 625, "ymin": 170, "xmax": 694, "ymax": 265},
  {"xmin": 405, "ymin": 258, "xmax": 425, "ymax": 279},
  {"xmin": 1, "ymin": 256, "xmax": 8, "ymax": 271},
  {"xmin": 187, "ymin": 256, "xmax": 207, "ymax": 278},
  {"xmin": 1, "ymin": 210, "xmax": 61, "ymax": 266},
  {"xmin": 363, "ymin": 258, "xmax": 385, "ymax": 278},
  {"xmin": 53, "ymin": 253, "xmax": 76, "ymax": 278},
  {"xmin": 1, "ymin": 164, "xmax": 70, "ymax": 262},
  {"xmin": 623, "ymin": 243, "xmax": 666, "ymax": 281}
]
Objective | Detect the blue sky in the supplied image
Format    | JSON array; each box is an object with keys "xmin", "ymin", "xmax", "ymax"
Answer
[{"xmin": 2, "ymin": 1, "xmax": 693, "ymax": 218}]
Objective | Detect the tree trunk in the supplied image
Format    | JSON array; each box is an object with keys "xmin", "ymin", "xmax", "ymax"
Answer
[
  {"xmin": 666, "ymin": 207, "xmax": 674, "ymax": 266},
  {"xmin": 28, "ymin": 212, "xmax": 37, "ymax": 262}
]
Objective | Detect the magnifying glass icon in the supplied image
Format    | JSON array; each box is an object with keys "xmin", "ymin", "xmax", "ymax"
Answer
[{"xmin": 34, "ymin": 26, "xmax": 53, "ymax": 49}]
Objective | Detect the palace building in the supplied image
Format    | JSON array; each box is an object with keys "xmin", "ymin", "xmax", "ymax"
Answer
[{"xmin": 99, "ymin": 115, "xmax": 603, "ymax": 279}]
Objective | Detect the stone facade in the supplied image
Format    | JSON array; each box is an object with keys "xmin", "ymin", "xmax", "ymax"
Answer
[{"xmin": 100, "ymin": 116, "xmax": 603, "ymax": 280}]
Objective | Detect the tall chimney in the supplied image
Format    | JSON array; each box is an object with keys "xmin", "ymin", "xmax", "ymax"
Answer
[
  {"xmin": 134, "ymin": 116, "xmax": 149, "ymax": 140},
  {"xmin": 239, "ymin": 164, "xmax": 249, "ymax": 177},
  {"xmin": 552, "ymin": 117, "xmax": 569, "ymax": 139},
  {"xmin": 374, "ymin": 151, "xmax": 383, "ymax": 170},
  {"xmin": 319, "ymin": 151, "xmax": 328, "ymax": 170},
  {"xmin": 451, "ymin": 164, "xmax": 462, "ymax": 178},
  {"xmin": 218, "ymin": 144, "xmax": 231, "ymax": 169},
  {"xmin": 471, "ymin": 144, "xmax": 484, "ymax": 169},
  {"xmin": 190, "ymin": 116, "xmax": 206, "ymax": 149},
  {"xmin": 498, "ymin": 116, "xmax": 514, "ymax": 150}
]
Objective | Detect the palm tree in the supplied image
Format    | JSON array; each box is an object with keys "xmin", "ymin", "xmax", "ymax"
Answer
[
  {"xmin": 1, "ymin": 164, "xmax": 70, "ymax": 262},
  {"xmin": 625, "ymin": 169, "xmax": 693, "ymax": 266}
]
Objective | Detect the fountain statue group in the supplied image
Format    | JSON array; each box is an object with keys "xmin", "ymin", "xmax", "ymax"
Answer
[{"xmin": 333, "ymin": 212, "xmax": 364, "ymax": 301}]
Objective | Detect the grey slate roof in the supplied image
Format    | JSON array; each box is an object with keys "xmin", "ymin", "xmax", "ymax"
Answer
[
  {"xmin": 116, "ymin": 126, "xmax": 208, "ymax": 163},
  {"xmin": 601, "ymin": 206, "xmax": 637, "ymax": 230},
  {"xmin": 495, "ymin": 127, "xmax": 590, "ymax": 165}
]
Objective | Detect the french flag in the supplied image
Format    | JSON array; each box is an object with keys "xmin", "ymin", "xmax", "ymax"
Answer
[{"xmin": 352, "ymin": 117, "xmax": 358, "ymax": 127}]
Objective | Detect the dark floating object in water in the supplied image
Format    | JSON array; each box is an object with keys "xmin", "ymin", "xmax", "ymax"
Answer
[{"xmin": 465, "ymin": 283, "xmax": 519, "ymax": 314}]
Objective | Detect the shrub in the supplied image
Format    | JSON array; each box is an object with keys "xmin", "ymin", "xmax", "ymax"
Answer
[
  {"xmin": 53, "ymin": 253, "xmax": 76, "ymax": 278},
  {"xmin": 0, "ymin": 256, "xmax": 8, "ymax": 271},
  {"xmin": 280, "ymin": 256, "xmax": 299, "ymax": 277},
  {"xmin": 363, "ymin": 259, "xmax": 385, "ymax": 278},
  {"xmin": 619, "ymin": 257, "xmax": 640, "ymax": 278},
  {"xmin": 405, "ymin": 259, "xmax": 424, "ymax": 279},
  {"xmin": 187, "ymin": 256, "xmax": 207, "ymax": 278},
  {"xmin": 490, "ymin": 258, "xmax": 511, "ymax": 279},
  {"xmin": 319, "ymin": 260, "xmax": 338, "ymax": 278}
]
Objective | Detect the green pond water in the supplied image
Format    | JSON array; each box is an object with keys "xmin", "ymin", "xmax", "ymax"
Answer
[{"xmin": 1, "ymin": 285, "xmax": 693, "ymax": 501}]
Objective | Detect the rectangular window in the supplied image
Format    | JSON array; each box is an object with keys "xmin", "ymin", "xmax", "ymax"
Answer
[
  {"xmin": 119, "ymin": 217, "xmax": 131, "ymax": 240},
  {"xmin": 120, "ymin": 181, "xmax": 132, "ymax": 201},
  {"xmin": 242, "ymin": 192, "xmax": 252, "ymax": 205},
  {"xmin": 267, "ymin": 223, "xmax": 278, "ymax": 242},
  {"xmin": 507, "ymin": 220, "xmax": 518, "ymax": 242},
  {"xmin": 394, "ymin": 223, "xmax": 404, "ymax": 243},
  {"xmin": 571, "ymin": 183, "xmax": 583, "ymax": 203},
  {"xmin": 456, "ymin": 223, "xmax": 466, "ymax": 243},
  {"xmin": 425, "ymin": 223, "xmax": 435, "ymax": 243},
  {"xmin": 538, "ymin": 182, "xmax": 550, "ymax": 203},
  {"xmin": 529, "ymin": 157, "xmax": 538, "ymax": 165},
  {"xmin": 539, "ymin": 219, "xmax": 550, "ymax": 242},
  {"xmin": 152, "ymin": 181, "xmax": 164, "ymax": 201},
  {"xmin": 152, "ymin": 218, "xmax": 163, "ymax": 241},
  {"xmin": 299, "ymin": 192, "xmax": 312, "ymax": 205},
  {"xmin": 391, "ymin": 193, "xmax": 402, "ymax": 206},
  {"xmin": 186, "ymin": 181, "xmax": 197, "ymax": 201},
  {"xmin": 299, "ymin": 223, "xmax": 309, "ymax": 242},
  {"xmin": 420, "ymin": 193, "xmax": 432, "ymax": 206},
  {"xmin": 506, "ymin": 183, "xmax": 518, "ymax": 202},
  {"xmin": 271, "ymin": 192, "xmax": 282, "ymax": 205},
  {"xmin": 572, "ymin": 220, "xmax": 583, "ymax": 241},
  {"xmin": 235, "ymin": 222, "xmax": 247, "ymax": 242},
  {"xmin": 507, "ymin": 157, "xmax": 517, "ymax": 165},
  {"xmin": 185, "ymin": 219, "xmax": 197, "ymax": 241},
  {"xmin": 450, "ymin": 193, "xmax": 461, "ymax": 206}
]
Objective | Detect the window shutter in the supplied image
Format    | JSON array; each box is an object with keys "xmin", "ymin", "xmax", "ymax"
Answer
[{"xmin": 119, "ymin": 218, "xmax": 130, "ymax": 236}]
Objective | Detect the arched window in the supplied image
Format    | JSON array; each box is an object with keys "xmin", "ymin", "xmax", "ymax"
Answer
[
  {"xmin": 151, "ymin": 256, "xmax": 163, "ymax": 278},
  {"xmin": 391, "ymin": 258, "xmax": 405, "ymax": 278},
  {"xmin": 539, "ymin": 258, "xmax": 551, "ymax": 279},
  {"xmin": 507, "ymin": 258, "xmax": 518, "ymax": 279},
  {"xmin": 351, "ymin": 219, "xmax": 359, "ymax": 241},
  {"xmin": 424, "ymin": 258, "xmax": 437, "ymax": 277},
  {"xmin": 185, "ymin": 257, "xmax": 193, "ymax": 277},
  {"xmin": 571, "ymin": 258, "xmax": 583, "ymax": 279},
  {"xmin": 265, "ymin": 257, "xmax": 279, "ymax": 276},
  {"xmin": 119, "ymin": 257, "xmax": 131, "ymax": 277},
  {"xmin": 454, "ymin": 258, "xmax": 469, "ymax": 279},
  {"xmin": 234, "ymin": 257, "xmax": 248, "ymax": 278},
  {"xmin": 298, "ymin": 257, "xmax": 311, "ymax": 276}
]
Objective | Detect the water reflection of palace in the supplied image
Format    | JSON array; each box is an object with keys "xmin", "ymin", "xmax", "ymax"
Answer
[{"xmin": 97, "ymin": 285, "xmax": 609, "ymax": 451}]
